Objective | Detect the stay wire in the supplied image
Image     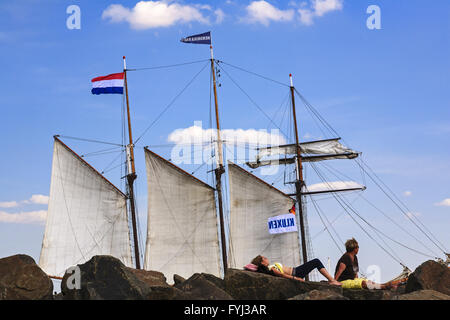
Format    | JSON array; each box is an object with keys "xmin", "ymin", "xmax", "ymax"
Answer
[
  {"xmin": 215, "ymin": 61, "xmax": 290, "ymax": 139},
  {"xmin": 308, "ymin": 194, "xmax": 345, "ymax": 254},
  {"xmin": 126, "ymin": 59, "xmax": 210, "ymax": 72},
  {"xmin": 356, "ymin": 158, "xmax": 448, "ymax": 255},
  {"xmin": 57, "ymin": 135, "xmax": 123, "ymax": 147},
  {"xmin": 217, "ymin": 60, "xmax": 290, "ymax": 88},
  {"xmin": 310, "ymin": 162, "xmax": 408, "ymax": 267},
  {"xmin": 294, "ymin": 87, "xmax": 447, "ymax": 256},
  {"xmin": 359, "ymin": 194, "xmax": 439, "ymax": 259},
  {"xmin": 134, "ymin": 61, "xmax": 210, "ymax": 145}
]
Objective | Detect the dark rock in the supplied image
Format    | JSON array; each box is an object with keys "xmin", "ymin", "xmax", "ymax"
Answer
[
  {"xmin": 61, "ymin": 255, "xmax": 152, "ymax": 300},
  {"xmin": 127, "ymin": 268, "xmax": 169, "ymax": 287},
  {"xmin": 392, "ymin": 290, "xmax": 450, "ymax": 300},
  {"xmin": 61, "ymin": 255, "xmax": 188, "ymax": 300},
  {"xmin": 146, "ymin": 285, "xmax": 187, "ymax": 300},
  {"xmin": 289, "ymin": 289, "xmax": 349, "ymax": 300},
  {"xmin": 223, "ymin": 269, "xmax": 342, "ymax": 300},
  {"xmin": 405, "ymin": 260, "xmax": 450, "ymax": 296},
  {"xmin": 175, "ymin": 273, "xmax": 233, "ymax": 300},
  {"xmin": 0, "ymin": 254, "xmax": 53, "ymax": 300},
  {"xmin": 197, "ymin": 273, "xmax": 226, "ymax": 291},
  {"xmin": 342, "ymin": 289, "xmax": 394, "ymax": 300},
  {"xmin": 173, "ymin": 274, "xmax": 186, "ymax": 286}
]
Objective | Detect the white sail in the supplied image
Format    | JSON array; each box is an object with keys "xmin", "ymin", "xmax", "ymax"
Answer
[
  {"xmin": 144, "ymin": 148, "xmax": 221, "ymax": 282},
  {"xmin": 228, "ymin": 162, "xmax": 301, "ymax": 270},
  {"xmin": 256, "ymin": 138, "xmax": 358, "ymax": 162},
  {"xmin": 39, "ymin": 138, "xmax": 133, "ymax": 277}
]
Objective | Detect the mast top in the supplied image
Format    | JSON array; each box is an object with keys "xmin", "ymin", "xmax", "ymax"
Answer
[{"xmin": 289, "ymin": 74, "xmax": 294, "ymax": 87}]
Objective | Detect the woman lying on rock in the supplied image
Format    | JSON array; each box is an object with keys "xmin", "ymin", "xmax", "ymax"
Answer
[{"xmin": 248, "ymin": 255, "xmax": 342, "ymax": 286}]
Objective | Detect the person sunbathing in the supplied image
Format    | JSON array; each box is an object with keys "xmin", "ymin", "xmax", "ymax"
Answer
[{"xmin": 249, "ymin": 255, "xmax": 341, "ymax": 286}]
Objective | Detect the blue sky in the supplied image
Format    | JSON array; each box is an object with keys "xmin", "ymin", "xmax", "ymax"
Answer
[{"xmin": 0, "ymin": 0, "xmax": 449, "ymax": 283}]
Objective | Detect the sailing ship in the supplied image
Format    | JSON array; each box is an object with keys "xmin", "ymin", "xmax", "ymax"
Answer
[{"xmin": 39, "ymin": 32, "xmax": 449, "ymax": 285}]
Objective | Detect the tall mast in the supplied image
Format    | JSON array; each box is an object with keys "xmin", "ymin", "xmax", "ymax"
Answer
[
  {"xmin": 123, "ymin": 56, "xmax": 141, "ymax": 269},
  {"xmin": 289, "ymin": 74, "xmax": 309, "ymax": 279},
  {"xmin": 210, "ymin": 45, "xmax": 228, "ymax": 273}
]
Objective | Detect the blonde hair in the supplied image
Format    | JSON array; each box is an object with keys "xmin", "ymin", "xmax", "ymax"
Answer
[{"xmin": 345, "ymin": 238, "xmax": 359, "ymax": 253}]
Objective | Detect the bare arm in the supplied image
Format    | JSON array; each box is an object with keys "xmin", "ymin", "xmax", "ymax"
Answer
[
  {"xmin": 334, "ymin": 262, "xmax": 346, "ymax": 281},
  {"xmin": 270, "ymin": 267, "xmax": 305, "ymax": 282}
]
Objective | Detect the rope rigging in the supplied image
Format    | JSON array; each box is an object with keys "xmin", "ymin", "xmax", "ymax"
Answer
[
  {"xmin": 356, "ymin": 158, "xmax": 448, "ymax": 255},
  {"xmin": 126, "ymin": 59, "xmax": 210, "ymax": 72},
  {"xmin": 290, "ymin": 85, "xmax": 447, "ymax": 259},
  {"xmin": 134, "ymin": 61, "xmax": 210, "ymax": 145}
]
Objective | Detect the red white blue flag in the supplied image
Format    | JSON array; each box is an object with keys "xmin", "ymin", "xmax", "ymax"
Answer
[{"xmin": 91, "ymin": 73, "xmax": 124, "ymax": 95}]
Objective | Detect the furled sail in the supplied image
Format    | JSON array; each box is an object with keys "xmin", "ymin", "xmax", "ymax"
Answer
[
  {"xmin": 247, "ymin": 138, "xmax": 359, "ymax": 169},
  {"xmin": 228, "ymin": 162, "xmax": 301, "ymax": 270},
  {"xmin": 39, "ymin": 138, "xmax": 133, "ymax": 277},
  {"xmin": 144, "ymin": 148, "xmax": 221, "ymax": 282}
]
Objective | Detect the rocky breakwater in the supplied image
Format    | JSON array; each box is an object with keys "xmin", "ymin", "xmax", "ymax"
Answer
[{"xmin": 0, "ymin": 254, "xmax": 449, "ymax": 300}]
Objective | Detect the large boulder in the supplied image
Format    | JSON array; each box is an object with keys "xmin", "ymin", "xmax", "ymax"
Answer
[
  {"xmin": 289, "ymin": 289, "xmax": 348, "ymax": 300},
  {"xmin": 392, "ymin": 290, "xmax": 450, "ymax": 300},
  {"xmin": 127, "ymin": 268, "xmax": 169, "ymax": 287},
  {"xmin": 61, "ymin": 255, "xmax": 185, "ymax": 300},
  {"xmin": 405, "ymin": 260, "xmax": 450, "ymax": 296},
  {"xmin": 342, "ymin": 289, "xmax": 394, "ymax": 300},
  {"xmin": 223, "ymin": 269, "xmax": 342, "ymax": 300},
  {"xmin": 0, "ymin": 255, "xmax": 53, "ymax": 300},
  {"xmin": 174, "ymin": 273, "xmax": 233, "ymax": 300}
]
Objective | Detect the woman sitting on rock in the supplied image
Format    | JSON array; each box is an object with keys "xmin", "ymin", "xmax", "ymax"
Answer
[
  {"xmin": 335, "ymin": 238, "xmax": 397, "ymax": 290},
  {"xmin": 249, "ymin": 255, "xmax": 342, "ymax": 286}
]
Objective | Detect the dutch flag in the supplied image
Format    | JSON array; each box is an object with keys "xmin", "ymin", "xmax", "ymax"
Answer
[{"xmin": 91, "ymin": 73, "xmax": 124, "ymax": 95}]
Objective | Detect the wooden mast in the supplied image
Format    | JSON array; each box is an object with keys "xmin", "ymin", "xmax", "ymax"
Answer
[
  {"xmin": 210, "ymin": 45, "xmax": 228, "ymax": 274},
  {"xmin": 289, "ymin": 74, "xmax": 309, "ymax": 279},
  {"xmin": 123, "ymin": 56, "xmax": 141, "ymax": 270}
]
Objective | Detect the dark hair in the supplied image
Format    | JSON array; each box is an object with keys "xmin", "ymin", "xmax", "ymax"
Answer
[
  {"xmin": 250, "ymin": 255, "xmax": 274, "ymax": 276},
  {"xmin": 251, "ymin": 255, "xmax": 263, "ymax": 266}
]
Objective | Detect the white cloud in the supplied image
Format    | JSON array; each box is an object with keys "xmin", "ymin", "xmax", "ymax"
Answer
[
  {"xmin": 214, "ymin": 9, "xmax": 226, "ymax": 24},
  {"xmin": 403, "ymin": 191, "xmax": 412, "ymax": 197},
  {"xmin": 435, "ymin": 198, "xmax": 450, "ymax": 207},
  {"xmin": 298, "ymin": 8, "xmax": 315, "ymax": 26},
  {"xmin": 298, "ymin": 0, "xmax": 343, "ymax": 26},
  {"xmin": 28, "ymin": 194, "xmax": 49, "ymax": 205},
  {"xmin": 305, "ymin": 181, "xmax": 364, "ymax": 192},
  {"xmin": 243, "ymin": 0, "xmax": 343, "ymax": 26},
  {"xmin": 102, "ymin": 1, "xmax": 213, "ymax": 29},
  {"xmin": 0, "ymin": 201, "xmax": 19, "ymax": 208},
  {"xmin": 313, "ymin": 0, "xmax": 343, "ymax": 17},
  {"xmin": 243, "ymin": 1, "xmax": 295, "ymax": 26},
  {"xmin": 1, "ymin": 194, "xmax": 49, "ymax": 207},
  {"xmin": 0, "ymin": 210, "xmax": 47, "ymax": 225},
  {"xmin": 168, "ymin": 124, "xmax": 287, "ymax": 146}
]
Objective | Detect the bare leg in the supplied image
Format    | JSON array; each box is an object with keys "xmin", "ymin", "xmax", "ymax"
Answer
[
  {"xmin": 319, "ymin": 268, "xmax": 342, "ymax": 286},
  {"xmin": 363, "ymin": 280, "xmax": 397, "ymax": 290}
]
